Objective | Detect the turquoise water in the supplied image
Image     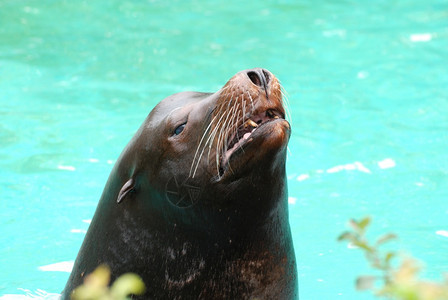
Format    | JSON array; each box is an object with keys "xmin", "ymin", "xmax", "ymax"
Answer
[{"xmin": 1, "ymin": 1, "xmax": 447, "ymax": 299}]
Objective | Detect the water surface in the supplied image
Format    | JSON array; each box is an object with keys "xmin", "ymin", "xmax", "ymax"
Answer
[{"xmin": 1, "ymin": 1, "xmax": 447, "ymax": 299}]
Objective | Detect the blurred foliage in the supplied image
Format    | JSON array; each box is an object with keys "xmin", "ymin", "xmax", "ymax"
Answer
[
  {"xmin": 71, "ymin": 265, "xmax": 146, "ymax": 300},
  {"xmin": 338, "ymin": 217, "xmax": 448, "ymax": 300}
]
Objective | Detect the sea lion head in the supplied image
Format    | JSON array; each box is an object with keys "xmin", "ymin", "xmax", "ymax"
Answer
[
  {"xmin": 64, "ymin": 69, "xmax": 296, "ymax": 299},
  {"xmin": 114, "ymin": 68, "xmax": 290, "ymax": 235}
]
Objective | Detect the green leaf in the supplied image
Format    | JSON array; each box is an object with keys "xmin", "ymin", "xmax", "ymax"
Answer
[
  {"xmin": 376, "ymin": 233, "xmax": 397, "ymax": 247},
  {"xmin": 337, "ymin": 231, "xmax": 357, "ymax": 242},
  {"xmin": 349, "ymin": 219, "xmax": 360, "ymax": 231},
  {"xmin": 70, "ymin": 265, "xmax": 111, "ymax": 300},
  {"xmin": 349, "ymin": 217, "xmax": 371, "ymax": 235},
  {"xmin": 358, "ymin": 217, "xmax": 371, "ymax": 231},
  {"xmin": 353, "ymin": 240, "xmax": 374, "ymax": 253},
  {"xmin": 385, "ymin": 252, "xmax": 396, "ymax": 264},
  {"xmin": 356, "ymin": 276, "xmax": 377, "ymax": 290},
  {"xmin": 110, "ymin": 273, "xmax": 146, "ymax": 299}
]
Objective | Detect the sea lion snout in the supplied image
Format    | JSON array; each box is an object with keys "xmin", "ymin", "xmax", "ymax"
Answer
[
  {"xmin": 246, "ymin": 68, "xmax": 271, "ymax": 90},
  {"xmin": 202, "ymin": 68, "xmax": 286, "ymax": 179}
]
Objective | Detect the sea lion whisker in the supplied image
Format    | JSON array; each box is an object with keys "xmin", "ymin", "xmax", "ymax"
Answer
[
  {"xmin": 228, "ymin": 102, "xmax": 243, "ymax": 174},
  {"xmin": 232, "ymin": 101, "xmax": 242, "ymax": 145},
  {"xmin": 215, "ymin": 101, "xmax": 239, "ymax": 175},
  {"xmin": 246, "ymin": 90, "xmax": 255, "ymax": 112},
  {"xmin": 208, "ymin": 115, "xmax": 223, "ymax": 151},
  {"xmin": 191, "ymin": 113, "xmax": 223, "ymax": 178},
  {"xmin": 207, "ymin": 120, "xmax": 221, "ymax": 157},
  {"xmin": 229, "ymin": 102, "xmax": 243, "ymax": 163},
  {"xmin": 278, "ymin": 84, "xmax": 290, "ymax": 114},
  {"xmin": 280, "ymin": 86, "xmax": 292, "ymax": 123},
  {"xmin": 225, "ymin": 94, "xmax": 235, "ymax": 110},
  {"xmin": 226, "ymin": 102, "xmax": 239, "ymax": 153},
  {"xmin": 194, "ymin": 114, "xmax": 218, "ymax": 159},
  {"xmin": 220, "ymin": 85, "xmax": 231, "ymax": 93},
  {"xmin": 193, "ymin": 103, "xmax": 231, "ymax": 178},
  {"xmin": 189, "ymin": 114, "xmax": 219, "ymax": 177},
  {"xmin": 191, "ymin": 111, "xmax": 227, "ymax": 178},
  {"xmin": 209, "ymin": 112, "xmax": 228, "ymax": 167},
  {"xmin": 216, "ymin": 99, "xmax": 243, "ymax": 177},
  {"xmin": 212, "ymin": 102, "xmax": 230, "ymax": 155},
  {"xmin": 242, "ymin": 98, "xmax": 246, "ymax": 123},
  {"xmin": 218, "ymin": 101, "xmax": 239, "ymax": 166},
  {"xmin": 191, "ymin": 114, "xmax": 220, "ymax": 170},
  {"xmin": 216, "ymin": 98, "xmax": 237, "ymax": 152}
]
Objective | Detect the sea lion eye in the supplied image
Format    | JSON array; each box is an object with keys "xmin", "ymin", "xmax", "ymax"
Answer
[{"xmin": 173, "ymin": 123, "xmax": 186, "ymax": 135}]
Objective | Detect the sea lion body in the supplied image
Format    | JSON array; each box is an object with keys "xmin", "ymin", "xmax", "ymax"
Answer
[{"xmin": 63, "ymin": 68, "xmax": 298, "ymax": 299}]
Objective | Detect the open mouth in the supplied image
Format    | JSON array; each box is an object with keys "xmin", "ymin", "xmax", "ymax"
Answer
[{"xmin": 221, "ymin": 109, "xmax": 284, "ymax": 171}]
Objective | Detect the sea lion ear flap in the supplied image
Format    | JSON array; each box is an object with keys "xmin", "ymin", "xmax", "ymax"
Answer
[{"xmin": 117, "ymin": 178, "xmax": 134, "ymax": 204}]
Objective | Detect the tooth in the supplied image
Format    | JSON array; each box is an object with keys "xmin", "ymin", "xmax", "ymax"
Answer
[
  {"xmin": 245, "ymin": 119, "xmax": 258, "ymax": 128},
  {"xmin": 274, "ymin": 115, "xmax": 279, "ymax": 119}
]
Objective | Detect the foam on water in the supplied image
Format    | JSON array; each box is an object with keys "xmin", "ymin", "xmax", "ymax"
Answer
[
  {"xmin": 38, "ymin": 262, "xmax": 73, "ymax": 273},
  {"xmin": 0, "ymin": 290, "xmax": 60, "ymax": 300}
]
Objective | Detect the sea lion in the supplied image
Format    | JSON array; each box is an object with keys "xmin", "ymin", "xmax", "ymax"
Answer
[{"xmin": 63, "ymin": 68, "xmax": 298, "ymax": 299}]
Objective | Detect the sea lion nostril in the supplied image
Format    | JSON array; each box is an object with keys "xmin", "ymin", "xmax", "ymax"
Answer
[
  {"xmin": 248, "ymin": 71, "xmax": 262, "ymax": 87},
  {"xmin": 262, "ymin": 69, "xmax": 270, "ymax": 84},
  {"xmin": 248, "ymin": 69, "xmax": 270, "ymax": 98}
]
